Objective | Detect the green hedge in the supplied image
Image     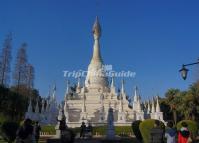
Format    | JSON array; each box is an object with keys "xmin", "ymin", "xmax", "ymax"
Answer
[
  {"xmin": 0, "ymin": 121, "xmax": 19, "ymax": 143},
  {"xmin": 132, "ymin": 120, "xmax": 142, "ymax": 141},
  {"xmin": 91, "ymin": 126, "xmax": 132, "ymax": 136},
  {"xmin": 139, "ymin": 119, "xmax": 165, "ymax": 143},
  {"xmin": 177, "ymin": 120, "xmax": 199, "ymax": 137},
  {"xmin": 40, "ymin": 125, "xmax": 132, "ymax": 136},
  {"xmin": 41, "ymin": 125, "xmax": 56, "ymax": 134}
]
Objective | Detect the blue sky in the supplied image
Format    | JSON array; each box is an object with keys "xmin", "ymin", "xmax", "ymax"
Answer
[{"xmin": 0, "ymin": 0, "xmax": 199, "ymax": 101}]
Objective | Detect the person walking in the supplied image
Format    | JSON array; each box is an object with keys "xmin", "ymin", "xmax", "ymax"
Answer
[
  {"xmin": 178, "ymin": 122, "xmax": 191, "ymax": 143},
  {"xmin": 87, "ymin": 122, "xmax": 93, "ymax": 138},
  {"xmin": 165, "ymin": 121, "xmax": 176, "ymax": 143},
  {"xmin": 150, "ymin": 120, "xmax": 164, "ymax": 143},
  {"xmin": 80, "ymin": 122, "xmax": 86, "ymax": 138},
  {"xmin": 34, "ymin": 121, "xmax": 41, "ymax": 143},
  {"xmin": 16, "ymin": 118, "xmax": 35, "ymax": 143}
]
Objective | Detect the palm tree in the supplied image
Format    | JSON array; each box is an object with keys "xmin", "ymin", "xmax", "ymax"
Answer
[{"xmin": 164, "ymin": 88, "xmax": 180, "ymax": 124}]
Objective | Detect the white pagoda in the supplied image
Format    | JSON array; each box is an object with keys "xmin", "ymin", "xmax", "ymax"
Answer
[{"xmin": 25, "ymin": 17, "xmax": 164, "ymax": 127}]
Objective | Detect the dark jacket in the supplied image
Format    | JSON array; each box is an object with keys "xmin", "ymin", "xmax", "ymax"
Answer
[{"xmin": 150, "ymin": 127, "xmax": 164, "ymax": 143}]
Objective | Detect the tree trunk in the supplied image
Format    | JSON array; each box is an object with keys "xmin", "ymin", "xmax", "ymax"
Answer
[{"xmin": 173, "ymin": 110, "xmax": 177, "ymax": 125}]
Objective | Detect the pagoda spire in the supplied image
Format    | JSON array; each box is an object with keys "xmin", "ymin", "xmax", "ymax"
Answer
[
  {"xmin": 151, "ymin": 98, "xmax": 155, "ymax": 113},
  {"xmin": 85, "ymin": 17, "xmax": 108, "ymax": 89},
  {"xmin": 119, "ymin": 96, "xmax": 124, "ymax": 112},
  {"xmin": 65, "ymin": 80, "xmax": 70, "ymax": 99},
  {"xmin": 35, "ymin": 99, "xmax": 39, "ymax": 113},
  {"xmin": 111, "ymin": 76, "xmax": 114, "ymax": 88},
  {"xmin": 147, "ymin": 100, "xmax": 151, "ymax": 114},
  {"xmin": 28, "ymin": 98, "xmax": 32, "ymax": 112},
  {"xmin": 91, "ymin": 16, "xmax": 102, "ymax": 63},
  {"xmin": 156, "ymin": 96, "xmax": 160, "ymax": 112},
  {"xmin": 77, "ymin": 77, "xmax": 81, "ymax": 88},
  {"xmin": 110, "ymin": 76, "xmax": 116, "ymax": 94},
  {"xmin": 41, "ymin": 98, "xmax": 45, "ymax": 113},
  {"xmin": 121, "ymin": 79, "xmax": 125, "ymax": 94},
  {"xmin": 134, "ymin": 86, "xmax": 139, "ymax": 102},
  {"xmin": 52, "ymin": 84, "xmax": 56, "ymax": 101},
  {"xmin": 137, "ymin": 98, "xmax": 141, "ymax": 112}
]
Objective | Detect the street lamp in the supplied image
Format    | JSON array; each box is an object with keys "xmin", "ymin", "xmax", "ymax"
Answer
[{"xmin": 179, "ymin": 59, "xmax": 199, "ymax": 80}]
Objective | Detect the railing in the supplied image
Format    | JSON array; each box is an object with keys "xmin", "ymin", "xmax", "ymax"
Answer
[{"xmin": 40, "ymin": 132, "xmax": 55, "ymax": 136}]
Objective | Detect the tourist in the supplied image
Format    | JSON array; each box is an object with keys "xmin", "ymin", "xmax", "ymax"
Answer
[
  {"xmin": 165, "ymin": 121, "xmax": 176, "ymax": 143},
  {"xmin": 34, "ymin": 121, "xmax": 41, "ymax": 143},
  {"xmin": 87, "ymin": 122, "xmax": 93, "ymax": 138},
  {"xmin": 178, "ymin": 122, "xmax": 192, "ymax": 143},
  {"xmin": 150, "ymin": 120, "xmax": 164, "ymax": 143},
  {"xmin": 80, "ymin": 122, "xmax": 86, "ymax": 138},
  {"xmin": 16, "ymin": 118, "xmax": 35, "ymax": 143}
]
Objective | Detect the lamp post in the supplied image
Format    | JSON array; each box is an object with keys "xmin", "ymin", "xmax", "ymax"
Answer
[{"xmin": 179, "ymin": 59, "xmax": 199, "ymax": 80}]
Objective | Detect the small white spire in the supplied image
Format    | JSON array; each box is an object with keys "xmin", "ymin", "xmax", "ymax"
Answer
[
  {"xmin": 46, "ymin": 100, "xmax": 50, "ymax": 112},
  {"xmin": 111, "ymin": 76, "xmax": 114, "ymax": 88},
  {"xmin": 121, "ymin": 79, "xmax": 125, "ymax": 94},
  {"xmin": 28, "ymin": 98, "xmax": 32, "ymax": 112},
  {"xmin": 57, "ymin": 104, "xmax": 64, "ymax": 121},
  {"xmin": 134, "ymin": 86, "xmax": 139, "ymax": 102},
  {"xmin": 65, "ymin": 80, "xmax": 70, "ymax": 98},
  {"xmin": 137, "ymin": 98, "xmax": 141, "ymax": 112},
  {"xmin": 119, "ymin": 92, "xmax": 124, "ymax": 112},
  {"xmin": 147, "ymin": 100, "xmax": 151, "ymax": 114},
  {"xmin": 41, "ymin": 99, "xmax": 45, "ymax": 113},
  {"xmin": 77, "ymin": 77, "xmax": 81, "ymax": 88},
  {"xmin": 156, "ymin": 96, "xmax": 160, "ymax": 112},
  {"xmin": 52, "ymin": 84, "xmax": 56, "ymax": 100},
  {"xmin": 151, "ymin": 98, "xmax": 155, "ymax": 113},
  {"xmin": 35, "ymin": 99, "xmax": 39, "ymax": 113}
]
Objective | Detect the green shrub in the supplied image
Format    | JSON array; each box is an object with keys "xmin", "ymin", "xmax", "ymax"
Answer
[
  {"xmin": 92, "ymin": 126, "xmax": 132, "ymax": 136},
  {"xmin": 92, "ymin": 126, "xmax": 107, "ymax": 135},
  {"xmin": 177, "ymin": 120, "xmax": 199, "ymax": 137},
  {"xmin": 132, "ymin": 120, "xmax": 142, "ymax": 141},
  {"xmin": 115, "ymin": 126, "xmax": 132, "ymax": 136},
  {"xmin": 41, "ymin": 125, "xmax": 133, "ymax": 137},
  {"xmin": 0, "ymin": 114, "xmax": 7, "ymax": 126},
  {"xmin": 41, "ymin": 125, "xmax": 56, "ymax": 134},
  {"xmin": 139, "ymin": 119, "xmax": 165, "ymax": 143},
  {"xmin": 0, "ymin": 121, "xmax": 19, "ymax": 143}
]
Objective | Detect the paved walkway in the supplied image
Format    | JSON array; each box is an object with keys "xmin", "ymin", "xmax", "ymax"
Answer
[{"xmin": 39, "ymin": 136, "xmax": 139, "ymax": 143}]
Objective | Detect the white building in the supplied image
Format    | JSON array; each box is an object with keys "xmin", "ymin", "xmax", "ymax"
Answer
[{"xmin": 25, "ymin": 17, "xmax": 164, "ymax": 127}]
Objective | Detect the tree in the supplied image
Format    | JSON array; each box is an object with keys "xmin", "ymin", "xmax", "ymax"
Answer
[
  {"xmin": 0, "ymin": 121, "xmax": 19, "ymax": 143},
  {"xmin": 162, "ymin": 81, "xmax": 199, "ymax": 122},
  {"xmin": 26, "ymin": 64, "xmax": 34, "ymax": 90},
  {"xmin": 164, "ymin": 88, "xmax": 181, "ymax": 124},
  {"xmin": 0, "ymin": 34, "xmax": 12, "ymax": 87},
  {"xmin": 13, "ymin": 43, "xmax": 28, "ymax": 92}
]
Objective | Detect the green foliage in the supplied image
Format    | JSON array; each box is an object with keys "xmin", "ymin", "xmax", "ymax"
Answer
[
  {"xmin": 177, "ymin": 120, "xmax": 199, "ymax": 137},
  {"xmin": 92, "ymin": 126, "xmax": 132, "ymax": 136},
  {"xmin": 41, "ymin": 125, "xmax": 56, "ymax": 134},
  {"xmin": 132, "ymin": 120, "xmax": 142, "ymax": 141},
  {"xmin": 139, "ymin": 119, "xmax": 165, "ymax": 143},
  {"xmin": 0, "ymin": 85, "xmax": 40, "ymax": 122},
  {"xmin": 0, "ymin": 114, "xmax": 8, "ymax": 126},
  {"xmin": 92, "ymin": 126, "xmax": 107, "ymax": 135},
  {"xmin": 162, "ymin": 81, "xmax": 199, "ymax": 122},
  {"xmin": 40, "ymin": 125, "xmax": 133, "ymax": 137},
  {"xmin": 115, "ymin": 126, "xmax": 133, "ymax": 136},
  {"xmin": 0, "ymin": 121, "xmax": 19, "ymax": 143}
]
